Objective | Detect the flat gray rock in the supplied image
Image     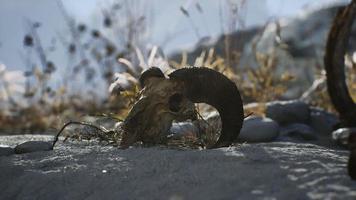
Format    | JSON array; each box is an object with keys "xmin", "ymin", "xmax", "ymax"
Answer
[
  {"xmin": 15, "ymin": 141, "xmax": 53, "ymax": 154},
  {"xmin": 238, "ymin": 116, "xmax": 280, "ymax": 143},
  {"xmin": 0, "ymin": 146, "xmax": 14, "ymax": 156},
  {"xmin": 0, "ymin": 134, "xmax": 54, "ymax": 147},
  {"xmin": 0, "ymin": 135, "xmax": 355, "ymax": 200},
  {"xmin": 266, "ymin": 100, "xmax": 310, "ymax": 125}
]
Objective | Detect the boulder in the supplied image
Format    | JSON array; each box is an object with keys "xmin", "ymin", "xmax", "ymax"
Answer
[
  {"xmin": 238, "ymin": 116, "xmax": 280, "ymax": 143},
  {"xmin": 170, "ymin": 122, "xmax": 200, "ymax": 139},
  {"xmin": 280, "ymin": 123, "xmax": 318, "ymax": 141},
  {"xmin": 309, "ymin": 107, "xmax": 339, "ymax": 136},
  {"xmin": 14, "ymin": 141, "xmax": 53, "ymax": 154},
  {"xmin": 204, "ymin": 111, "xmax": 222, "ymax": 130},
  {"xmin": 332, "ymin": 128, "xmax": 356, "ymax": 148},
  {"xmin": 266, "ymin": 100, "xmax": 310, "ymax": 125},
  {"xmin": 169, "ymin": 115, "xmax": 280, "ymax": 143}
]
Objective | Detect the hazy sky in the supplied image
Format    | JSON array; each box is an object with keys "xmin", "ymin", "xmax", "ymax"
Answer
[{"xmin": 0, "ymin": 0, "xmax": 349, "ymax": 70}]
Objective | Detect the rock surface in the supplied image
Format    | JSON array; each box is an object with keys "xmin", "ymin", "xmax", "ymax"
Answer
[
  {"xmin": 266, "ymin": 100, "xmax": 310, "ymax": 125},
  {"xmin": 14, "ymin": 141, "xmax": 53, "ymax": 154},
  {"xmin": 238, "ymin": 116, "xmax": 280, "ymax": 142},
  {"xmin": 1, "ymin": 135, "xmax": 355, "ymax": 200}
]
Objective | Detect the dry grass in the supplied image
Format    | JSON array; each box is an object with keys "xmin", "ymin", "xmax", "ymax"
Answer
[{"xmin": 1, "ymin": 0, "xmax": 356, "ymax": 149}]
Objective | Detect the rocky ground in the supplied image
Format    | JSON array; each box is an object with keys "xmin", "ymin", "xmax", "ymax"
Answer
[
  {"xmin": 1, "ymin": 101, "xmax": 355, "ymax": 199},
  {"xmin": 0, "ymin": 134, "xmax": 355, "ymax": 200}
]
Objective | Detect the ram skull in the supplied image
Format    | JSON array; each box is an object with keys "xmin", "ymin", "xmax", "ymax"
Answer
[{"xmin": 120, "ymin": 67, "xmax": 244, "ymax": 149}]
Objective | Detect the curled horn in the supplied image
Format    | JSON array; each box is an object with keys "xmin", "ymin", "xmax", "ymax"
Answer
[
  {"xmin": 139, "ymin": 67, "xmax": 165, "ymax": 87},
  {"xmin": 169, "ymin": 67, "xmax": 244, "ymax": 148},
  {"xmin": 324, "ymin": 0, "xmax": 356, "ymax": 127}
]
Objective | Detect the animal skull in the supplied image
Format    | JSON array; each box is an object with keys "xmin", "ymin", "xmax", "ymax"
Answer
[
  {"xmin": 120, "ymin": 67, "xmax": 244, "ymax": 149},
  {"xmin": 120, "ymin": 74, "xmax": 196, "ymax": 148}
]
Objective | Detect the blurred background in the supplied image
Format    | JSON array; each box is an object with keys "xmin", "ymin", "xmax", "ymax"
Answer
[{"xmin": 0, "ymin": 0, "xmax": 355, "ymax": 133}]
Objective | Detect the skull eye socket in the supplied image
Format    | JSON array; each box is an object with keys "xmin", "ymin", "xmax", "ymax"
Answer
[{"xmin": 169, "ymin": 93, "xmax": 183, "ymax": 112}]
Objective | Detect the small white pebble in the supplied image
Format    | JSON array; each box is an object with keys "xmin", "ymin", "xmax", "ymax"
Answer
[{"xmin": 251, "ymin": 190, "xmax": 263, "ymax": 194}]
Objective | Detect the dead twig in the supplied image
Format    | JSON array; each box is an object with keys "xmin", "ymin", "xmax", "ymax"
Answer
[{"xmin": 52, "ymin": 121, "xmax": 116, "ymax": 148}]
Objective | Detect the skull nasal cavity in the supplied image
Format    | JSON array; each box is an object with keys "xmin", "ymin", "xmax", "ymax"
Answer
[{"xmin": 169, "ymin": 93, "xmax": 183, "ymax": 112}]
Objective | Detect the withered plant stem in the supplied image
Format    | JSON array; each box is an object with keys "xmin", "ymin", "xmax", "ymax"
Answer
[{"xmin": 52, "ymin": 121, "xmax": 110, "ymax": 149}]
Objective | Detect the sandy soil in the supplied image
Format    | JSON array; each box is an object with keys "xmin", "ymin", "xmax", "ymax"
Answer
[{"xmin": 0, "ymin": 135, "xmax": 355, "ymax": 200}]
